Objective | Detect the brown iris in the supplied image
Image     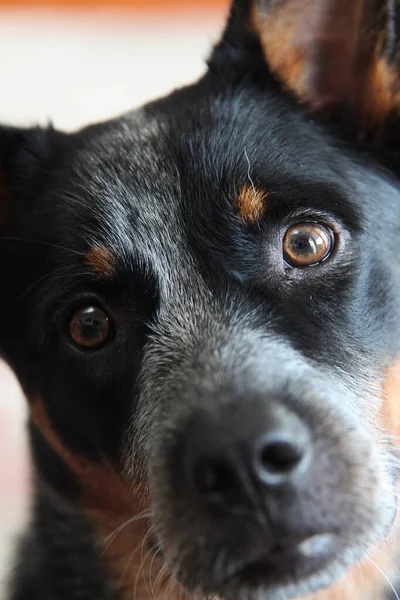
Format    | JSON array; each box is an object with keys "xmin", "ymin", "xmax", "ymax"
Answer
[
  {"xmin": 283, "ymin": 223, "xmax": 334, "ymax": 267},
  {"xmin": 69, "ymin": 306, "xmax": 111, "ymax": 349}
]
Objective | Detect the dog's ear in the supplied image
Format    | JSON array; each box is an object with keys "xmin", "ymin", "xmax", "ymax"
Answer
[
  {"xmin": 0, "ymin": 125, "xmax": 58, "ymax": 221},
  {"xmin": 0, "ymin": 125, "xmax": 62, "ymax": 368},
  {"xmin": 212, "ymin": 0, "xmax": 400, "ymax": 133}
]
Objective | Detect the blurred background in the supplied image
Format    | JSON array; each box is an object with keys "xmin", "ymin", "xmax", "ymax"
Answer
[{"xmin": 0, "ymin": 0, "xmax": 228, "ymax": 596}]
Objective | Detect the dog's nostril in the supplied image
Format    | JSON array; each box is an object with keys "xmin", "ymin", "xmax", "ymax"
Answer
[
  {"xmin": 193, "ymin": 459, "xmax": 236, "ymax": 495},
  {"xmin": 258, "ymin": 437, "xmax": 304, "ymax": 476}
]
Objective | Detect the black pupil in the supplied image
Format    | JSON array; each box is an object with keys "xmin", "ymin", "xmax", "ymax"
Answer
[
  {"xmin": 289, "ymin": 231, "xmax": 318, "ymax": 257},
  {"xmin": 76, "ymin": 307, "xmax": 108, "ymax": 342}
]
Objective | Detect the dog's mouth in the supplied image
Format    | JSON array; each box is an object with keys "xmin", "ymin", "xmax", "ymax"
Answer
[
  {"xmin": 219, "ymin": 533, "xmax": 337, "ymax": 588},
  {"xmin": 151, "ymin": 529, "xmax": 339, "ymax": 597}
]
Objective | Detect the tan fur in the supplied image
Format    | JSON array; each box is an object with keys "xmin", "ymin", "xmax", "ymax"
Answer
[
  {"xmin": 301, "ymin": 537, "xmax": 399, "ymax": 600},
  {"xmin": 302, "ymin": 358, "xmax": 400, "ymax": 600},
  {"xmin": 85, "ymin": 245, "xmax": 117, "ymax": 279},
  {"xmin": 30, "ymin": 399, "xmax": 167, "ymax": 600},
  {"xmin": 382, "ymin": 357, "xmax": 400, "ymax": 438},
  {"xmin": 236, "ymin": 184, "xmax": 268, "ymax": 223}
]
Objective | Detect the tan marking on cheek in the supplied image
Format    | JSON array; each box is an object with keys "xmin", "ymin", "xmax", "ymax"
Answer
[
  {"xmin": 301, "ymin": 512, "xmax": 400, "ymax": 600},
  {"xmin": 382, "ymin": 357, "xmax": 400, "ymax": 439},
  {"xmin": 85, "ymin": 246, "xmax": 117, "ymax": 280},
  {"xmin": 301, "ymin": 359, "xmax": 400, "ymax": 599},
  {"xmin": 30, "ymin": 399, "xmax": 172, "ymax": 599},
  {"xmin": 236, "ymin": 184, "xmax": 268, "ymax": 224}
]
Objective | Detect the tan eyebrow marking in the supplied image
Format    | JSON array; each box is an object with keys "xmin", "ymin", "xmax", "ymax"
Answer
[
  {"xmin": 236, "ymin": 184, "xmax": 268, "ymax": 224},
  {"xmin": 85, "ymin": 246, "xmax": 117, "ymax": 279}
]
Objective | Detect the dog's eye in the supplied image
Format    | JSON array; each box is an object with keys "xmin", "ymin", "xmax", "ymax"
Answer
[
  {"xmin": 283, "ymin": 223, "xmax": 334, "ymax": 268},
  {"xmin": 69, "ymin": 306, "xmax": 112, "ymax": 349}
]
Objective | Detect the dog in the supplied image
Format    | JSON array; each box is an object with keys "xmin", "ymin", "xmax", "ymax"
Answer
[{"xmin": 2, "ymin": 0, "xmax": 400, "ymax": 598}]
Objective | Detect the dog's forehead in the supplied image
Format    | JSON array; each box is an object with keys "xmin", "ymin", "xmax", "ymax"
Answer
[
  {"xmin": 67, "ymin": 89, "xmax": 355, "ymax": 218},
  {"xmin": 71, "ymin": 86, "xmax": 353, "ymax": 195},
  {"xmin": 66, "ymin": 109, "xmax": 193, "ymax": 284},
  {"xmin": 53, "ymin": 85, "xmax": 371, "ymax": 285}
]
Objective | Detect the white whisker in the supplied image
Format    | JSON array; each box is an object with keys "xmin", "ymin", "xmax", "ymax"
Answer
[
  {"xmin": 101, "ymin": 510, "xmax": 152, "ymax": 557},
  {"xmin": 244, "ymin": 148, "xmax": 257, "ymax": 198},
  {"xmin": 368, "ymin": 557, "xmax": 400, "ymax": 600},
  {"xmin": 149, "ymin": 548, "xmax": 162, "ymax": 599},
  {"xmin": 0, "ymin": 236, "xmax": 85, "ymax": 256},
  {"xmin": 133, "ymin": 526, "xmax": 154, "ymax": 600},
  {"xmin": 118, "ymin": 530, "xmax": 153, "ymax": 588}
]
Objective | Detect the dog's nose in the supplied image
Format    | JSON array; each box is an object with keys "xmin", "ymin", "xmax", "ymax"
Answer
[{"xmin": 185, "ymin": 402, "xmax": 311, "ymax": 506}]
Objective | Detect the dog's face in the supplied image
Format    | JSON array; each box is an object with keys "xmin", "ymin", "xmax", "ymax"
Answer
[{"xmin": 2, "ymin": 1, "xmax": 400, "ymax": 599}]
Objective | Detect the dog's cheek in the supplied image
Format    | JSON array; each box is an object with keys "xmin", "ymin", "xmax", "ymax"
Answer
[
  {"xmin": 367, "ymin": 362, "xmax": 399, "ymax": 515},
  {"xmin": 301, "ymin": 495, "xmax": 400, "ymax": 600},
  {"xmin": 365, "ymin": 356, "xmax": 400, "ymax": 506},
  {"xmin": 30, "ymin": 397, "xmax": 161, "ymax": 599},
  {"xmin": 299, "ymin": 363, "xmax": 400, "ymax": 600},
  {"xmin": 301, "ymin": 529, "xmax": 400, "ymax": 600},
  {"xmin": 379, "ymin": 355, "xmax": 400, "ymax": 512}
]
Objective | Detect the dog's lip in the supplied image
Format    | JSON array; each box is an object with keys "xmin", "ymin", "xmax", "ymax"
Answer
[{"xmin": 219, "ymin": 533, "xmax": 337, "ymax": 588}]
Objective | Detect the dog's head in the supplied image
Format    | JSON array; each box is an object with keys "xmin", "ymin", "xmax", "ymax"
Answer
[{"xmin": 2, "ymin": 1, "xmax": 400, "ymax": 599}]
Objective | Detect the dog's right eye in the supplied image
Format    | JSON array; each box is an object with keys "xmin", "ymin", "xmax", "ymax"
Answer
[
  {"xmin": 283, "ymin": 223, "xmax": 334, "ymax": 268},
  {"xmin": 69, "ymin": 306, "xmax": 113, "ymax": 350}
]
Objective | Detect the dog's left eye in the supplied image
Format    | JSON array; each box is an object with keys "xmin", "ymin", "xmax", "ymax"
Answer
[
  {"xmin": 283, "ymin": 223, "xmax": 334, "ymax": 268},
  {"xmin": 69, "ymin": 306, "xmax": 112, "ymax": 349}
]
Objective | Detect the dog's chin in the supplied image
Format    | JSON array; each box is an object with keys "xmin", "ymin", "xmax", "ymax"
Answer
[
  {"xmin": 169, "ymin": 539, "xmax": 373, "ymax": 600},
  {"xmin": 205, "ymin": 554, "xmax": 353, "ymax": 600}
]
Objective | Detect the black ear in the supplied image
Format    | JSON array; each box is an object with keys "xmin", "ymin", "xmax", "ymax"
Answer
[
  {"xmin": 0, "ymin": 125, "xmax": 59, "ymax": 219},
  {"xmin": 0, "ymin": 125, "xmax": 62, "ymax": 371},
  {"xmin": 212, "ymin": 0, "xmax": 400, "ymax": 134}
]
